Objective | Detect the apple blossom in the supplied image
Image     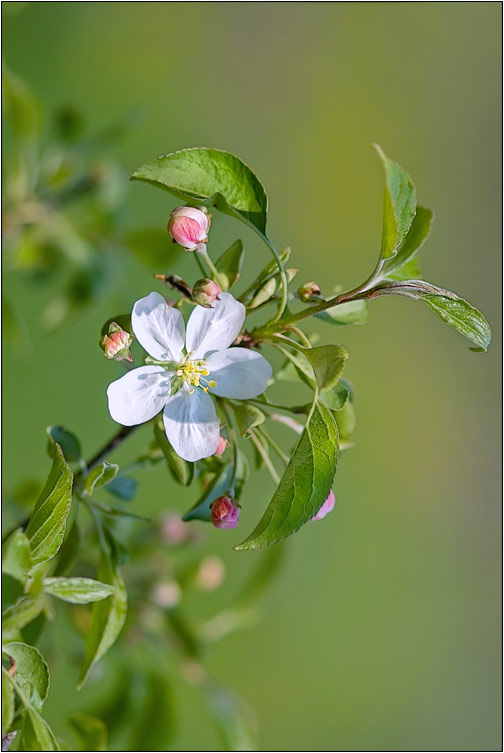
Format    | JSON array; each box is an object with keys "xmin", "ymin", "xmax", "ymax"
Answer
[
  {"xmin": 214, "ymin": 434, "xmax": 229, "ymax": 457},
  {"xmin": 192, "ymin": 278, "xmax": 221, "ymax": 308},
  {"xmin": 211, "ymin": 496, "xmax": 240, "ymax": 529},
  {"xmin": 107, "ymin": 291, "xmax": 272, "ymax": 461},
  {"xmin": 167, "ymin": 206, "xmax": 210, "ymax": 252},
  {"xmin": 311, "ymin": 490, "xmax": 336, "ymax": 521},
  {"xmin": 298, "ymin": 280, "xmax": 322, "ymax": 302},
  {"xmin": 101, "ymin": 322, "xmax": 134, "ymax": 362}
]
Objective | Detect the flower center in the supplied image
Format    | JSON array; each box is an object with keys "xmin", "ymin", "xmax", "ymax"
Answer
[{"xmin": 176, "ymin": 354, "xmax": 217, "ymax": 395}]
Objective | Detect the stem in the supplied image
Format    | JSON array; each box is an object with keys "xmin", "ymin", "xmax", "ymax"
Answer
[
  {"xmin": 247, "ymin": 398, "xmax": 308, "ymax": 415},
  {"xmin": 256, "ymin": 426, "xmax": 289, "ymax": 465},
  {"xmin": 219, "ymin": 401, "xmax": 240, "ymax": 490},
  {"xmin": 198, "ymin": 249, "xmax": 221, "ymax": 282},
  {"xmin": 248, "ymin": 430, "xmax": 280, "ymax": 484},
  {"xmin": 194, "ymin": 251, "xmax": 208, "ymax": 279},
  {"xmin": 261, "ymin": 235, "xmax": 288, "ymax": 322},
  {"xmin": 285, "ymin": 325, "xmax": 311, "ymax": 348},
  {"xmin": 82, "ymin": 425, "xmax": 139, "ymax": 475},
  {"xmin": 255, "ymin": 257, "xmax": 387, "ymax": 333},
  {"xmin": 262, "ymin": 333, "xmax": 307, "ymax": 353}
]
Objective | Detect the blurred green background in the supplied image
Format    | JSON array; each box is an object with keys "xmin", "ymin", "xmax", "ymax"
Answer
[{"xmin": 2, "ymin": 2, "xmax": 501, "ymax": 750}]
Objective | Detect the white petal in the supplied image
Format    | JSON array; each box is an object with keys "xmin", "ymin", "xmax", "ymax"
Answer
[
  {"xmin": 206, "ymin": 348, "xmax": 272, "ymax": 399},
  {"xmin": 107, "ymin": 366, "xmax": 172, "ymax": 426},
  {"xmin": 185, "ymin": 292, "xmax": 245, "ymax": 359},
  {"xmin": 132, "ymin": 292, "xmax": 185, "ymax": 361},
  {"xmin": 162, "ymin": 388, "xmax": 220, "ymax": 462}
]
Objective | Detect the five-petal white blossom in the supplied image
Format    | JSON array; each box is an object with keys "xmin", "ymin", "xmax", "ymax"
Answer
[{"xmin": 107, "ymin": 291, "xmax": 272, "ymax": 461}]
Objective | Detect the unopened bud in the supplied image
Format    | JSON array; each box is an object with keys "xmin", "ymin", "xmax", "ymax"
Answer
[
  {"xmin": 211, "ymin": 496, "xmax": 240, "ymax": 529},
  {"xmin": 298, "ymin": 280, "xmax": 322, "ymax": 302},
  {"xmin": 192, "ymin": 278, "xmax": 221, "ymax": 308},
  {"xmin": 167, "ymin": 206, "xmax": 211, "ymax": 252},
  {"xmin": 101, "ymin": 322, "xmax": 134, "ymax": 362},
  {"xmin": 311, "ymin": 490, "xmax": 335, "ymax": 521},
  {"xmin": 214, "ymin": 435, "xmax": 228, "ymax": 457}
]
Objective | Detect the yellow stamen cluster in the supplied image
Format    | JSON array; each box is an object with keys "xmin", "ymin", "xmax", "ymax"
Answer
[{"xmin": 176, "ymin": 357, "xmax": 217, "ymax": 395}]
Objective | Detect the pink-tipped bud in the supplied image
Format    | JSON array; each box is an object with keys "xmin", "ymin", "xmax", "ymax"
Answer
[
  {"xmin": 211, "ymin": 496, "xmax": 240, "ymax": 530},
  {"xmin": 311, "ymin": 490, "xmax": 336, "ymax": 521},
  {"xmin": 101, "ymin": 323, "xmax": 134, "ymax": 362},
  {"xmin": 214, "ymin": 434, "xmax": 228, "ymax": 457},
  {"xmin": 192, "ymin": 278, "xmax": 221, "ymax": 308},
  {"xmin": 167, "ymin": 206, "xmax": 211, "ymax": 252},
  {"xmin": 298, "ymin": 280, "xmax": 322, "ymax": 302}
]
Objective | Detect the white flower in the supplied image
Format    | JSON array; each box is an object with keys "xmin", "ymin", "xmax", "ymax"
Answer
[{"xmin": 107, "ymin": 291, "xmax": 272, "ymax": 461}]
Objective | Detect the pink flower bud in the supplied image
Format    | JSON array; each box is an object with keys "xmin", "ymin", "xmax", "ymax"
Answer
[
  {"xmin": 311, "ymin": 490, "xmax": 335, "ymax": 521},
  {"xmin": 211, "ymin": 496, "xmax": 240, "ymax": 529},
  {"xmin": 192, "ymin": 278, "xmax": 221, "ymax": 308},
  {"xmin": 101, "ymin": 323, "xmax": 134, "ymax": 362},
  {"xmin": 298, "ymin": 280, "xmax": 322, "ymax": 302},
  {"xmin": 214, "ymin": 434, "xmax": 228, "ymax": 457},
  {"xmin": 167, "ymin": 206, "xmax": 211, "ymax": 252}
]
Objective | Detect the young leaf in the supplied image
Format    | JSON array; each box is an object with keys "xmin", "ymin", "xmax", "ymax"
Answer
[
  {"xmin": 68, "ymin": 712, "xmax": 108, "ymax": 752},
  {"xmin": 304, "ymin": 345, "xmax": 349, "ymax": 392},
  {"xmin": 421, "ymin": 293, "xmax": 492, "ymax": 352},
  {"xmin": 2, "ymin": 668, "xmax": 15, "ymax": 737},
  {"xmin": 46, "ymin": 425, "xmax": 82, "ymax": 464},
  {"xmin": 320, "ymin": 380, "xmax": 351, "ymax": 411},
  {"xmin": 2, "ymin": 642, "xmax": 49, "ymax": 713},
  {"xmin": 333, "ymin": 401, "xmax": 357, "ymax": 446},
  {"xmin": 2, "ymin": 596, "xmax": 46, "ymax": 640},
  {"xmin": 131, "ymin": 148, "xmax": 268, "ymax": 235},
  {"xmin": 370, "ymin": 280, "xmax": 492, "ymax": 351},
  {"xmin": 229, "ymin": 402, "xmax": 266, "ymax": 436},
  {"xmin": 43, "ymin": 577, "xmax": 115, "ymax": 605},
  {"xmin": 26, "ymin": 444, "xmax": 73, "ymax": 565},
  {"xmin": 248, "ymin": 277, "xmax": 276, "ymax": 309},
  {"xmin": 240, "ymin": 247, "xmax": 291, "ymax": 304},
  {"xmin": 374, "ymin": 144, "xmax": 416, "ymax": 259},
  {"xmin": 18, "ymin": 705, "xmax": 60, "ymax": 751},
  {"xmin": 53, "ymin": 520, "xmax": 80, "ymax": 577},
  {"xmin": 154, "ymin": 420, "xmax": 194, "ymax": 486},
  {"xmin": 84, "ymin": 461, "xmax": 119, "ymax": 496},
  {"xmin": 105, "ymin": 475, "xmax": 138, "ymax": 502},
  {"xmin": 315, "ymin": 299, "xmax": 370, "ymax": 325},
  {"xmin": 77, "ymin": 540, "xmax": 127, "ymax": 689},
  {"xmin": 2, "ymin": 528, "xmax": 32, "ymax": 582},
  {"xmin": 215, "ymin": 239, "xmax": 244, "ymax": 291},
  {"xmin": 236, "ymin": 400, "xmax": 338, "ymax": 549},
  {"xmin": 382, "ymin": 206, "xmax": 434, "ymax": 281},
  {"xmin": 184, "ymin": 465, "xmax": 233, "ymax": 522}
]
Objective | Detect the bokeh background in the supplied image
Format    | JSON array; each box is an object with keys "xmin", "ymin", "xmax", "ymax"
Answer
[{"xmin": 2, "ymin": 2, "xmax": 501, "ymax": 750}]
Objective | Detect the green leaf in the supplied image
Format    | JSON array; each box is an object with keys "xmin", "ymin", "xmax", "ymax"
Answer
[
  {"xmin": 421, "ymin": 293, "xmax": 492, "ymax": 352},
  {"xmin": 84, "ymin": 461, "xmax": 119, "ymax": 496},
  {"xmin": 2, "ymin": 529, "xmax": 32, "ymax": 582},
  {"xmin": 382, "ymin": 206, "xmax": 433, "ymax": 280},
  {"xmin": 303, "ymin": 345, "xmax": 349, "ymax": 392},
  {"xmin": 25, "ymin": 444, "xmax": 73, "ymax": 566},
  {"xmin": 215, "ymin": 240, "xmax": 244, "ymax": 291},
  {"xmin": 53, "ymin": 520, "xmax": 80, "ymax": 577},
  {"xmin": 315, "ymin": 299, "xmax": 370, "ymax": 325},
  {"xmin": 2, "ymin": 574, "xmax": 24, "ymax": 613},
  {"xmin": 248, "ymin": 277, "xmax": 276, "ymax": 309},
  {"xmin": 183, "ymin": 452, "xmax": 248, "ymax": 523},
  {"xmin": 2, "ymin": 596, "xmax": 46, "ymax": 640},
  {"xmin": 2, "ymin": 642, "xmax": 49, "ymax": 713},
  {"xmin": 46, "ymin": 426, "xmax": 82, "ymax": 464},
  {"xmin": 236, "ymin": 400, "xmax": 338, "ymax": 549},
  {"xmin": 77, "ymin": 540, "xmax": 127, "ymax": 689},
  {"xmin": 131, "ymin": 147, "xmax": 268, "ymax": 235},
  {"xmin": 320, "ymin": 380, "xmax": 351, "ymax": 411},
  {"xmin": 334, "ymin": 400, "xmax": 356, "ymax": 445},
  {"xmin": 125, "ymin": 670, "xmax": 175, "ymax": 751},
  {"xmin": 275, "ymin": 346, "xmax": 315, "ymax": 389},
  {"xmin": 2, "ymin": 668, "xmax": 15, "ymax": 736},
  {"xmin": 104, "ymin": 476, "xmax": 137, "ymax": 501},
  {"xmin": 372, "ymin": 280, "xmax": 492, "ymax": 351},
  {"xmin": 19, "ymin": 706, "xmax": 60, "ymax": 751},
  {"xmin": 374, "ymin": 144, "xmax": 416, "ymax": 259},
  {"xmin": 229, "ymin": 402, "xmax": 266, "ymax": 436},
  {"xmin": 43, "ymin": 577, "xmax": 115, "ymax": 605},
  {"xmin": 240, "ymin": 247, "xmax": 292, "ymax": 304},
  {"xmin": 154, "ymin": 420, "xmax": 194, "ymax": 486},
  {"xmin": 69, "ymin": 712, "xmax": 108, "ymax": 752}
]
